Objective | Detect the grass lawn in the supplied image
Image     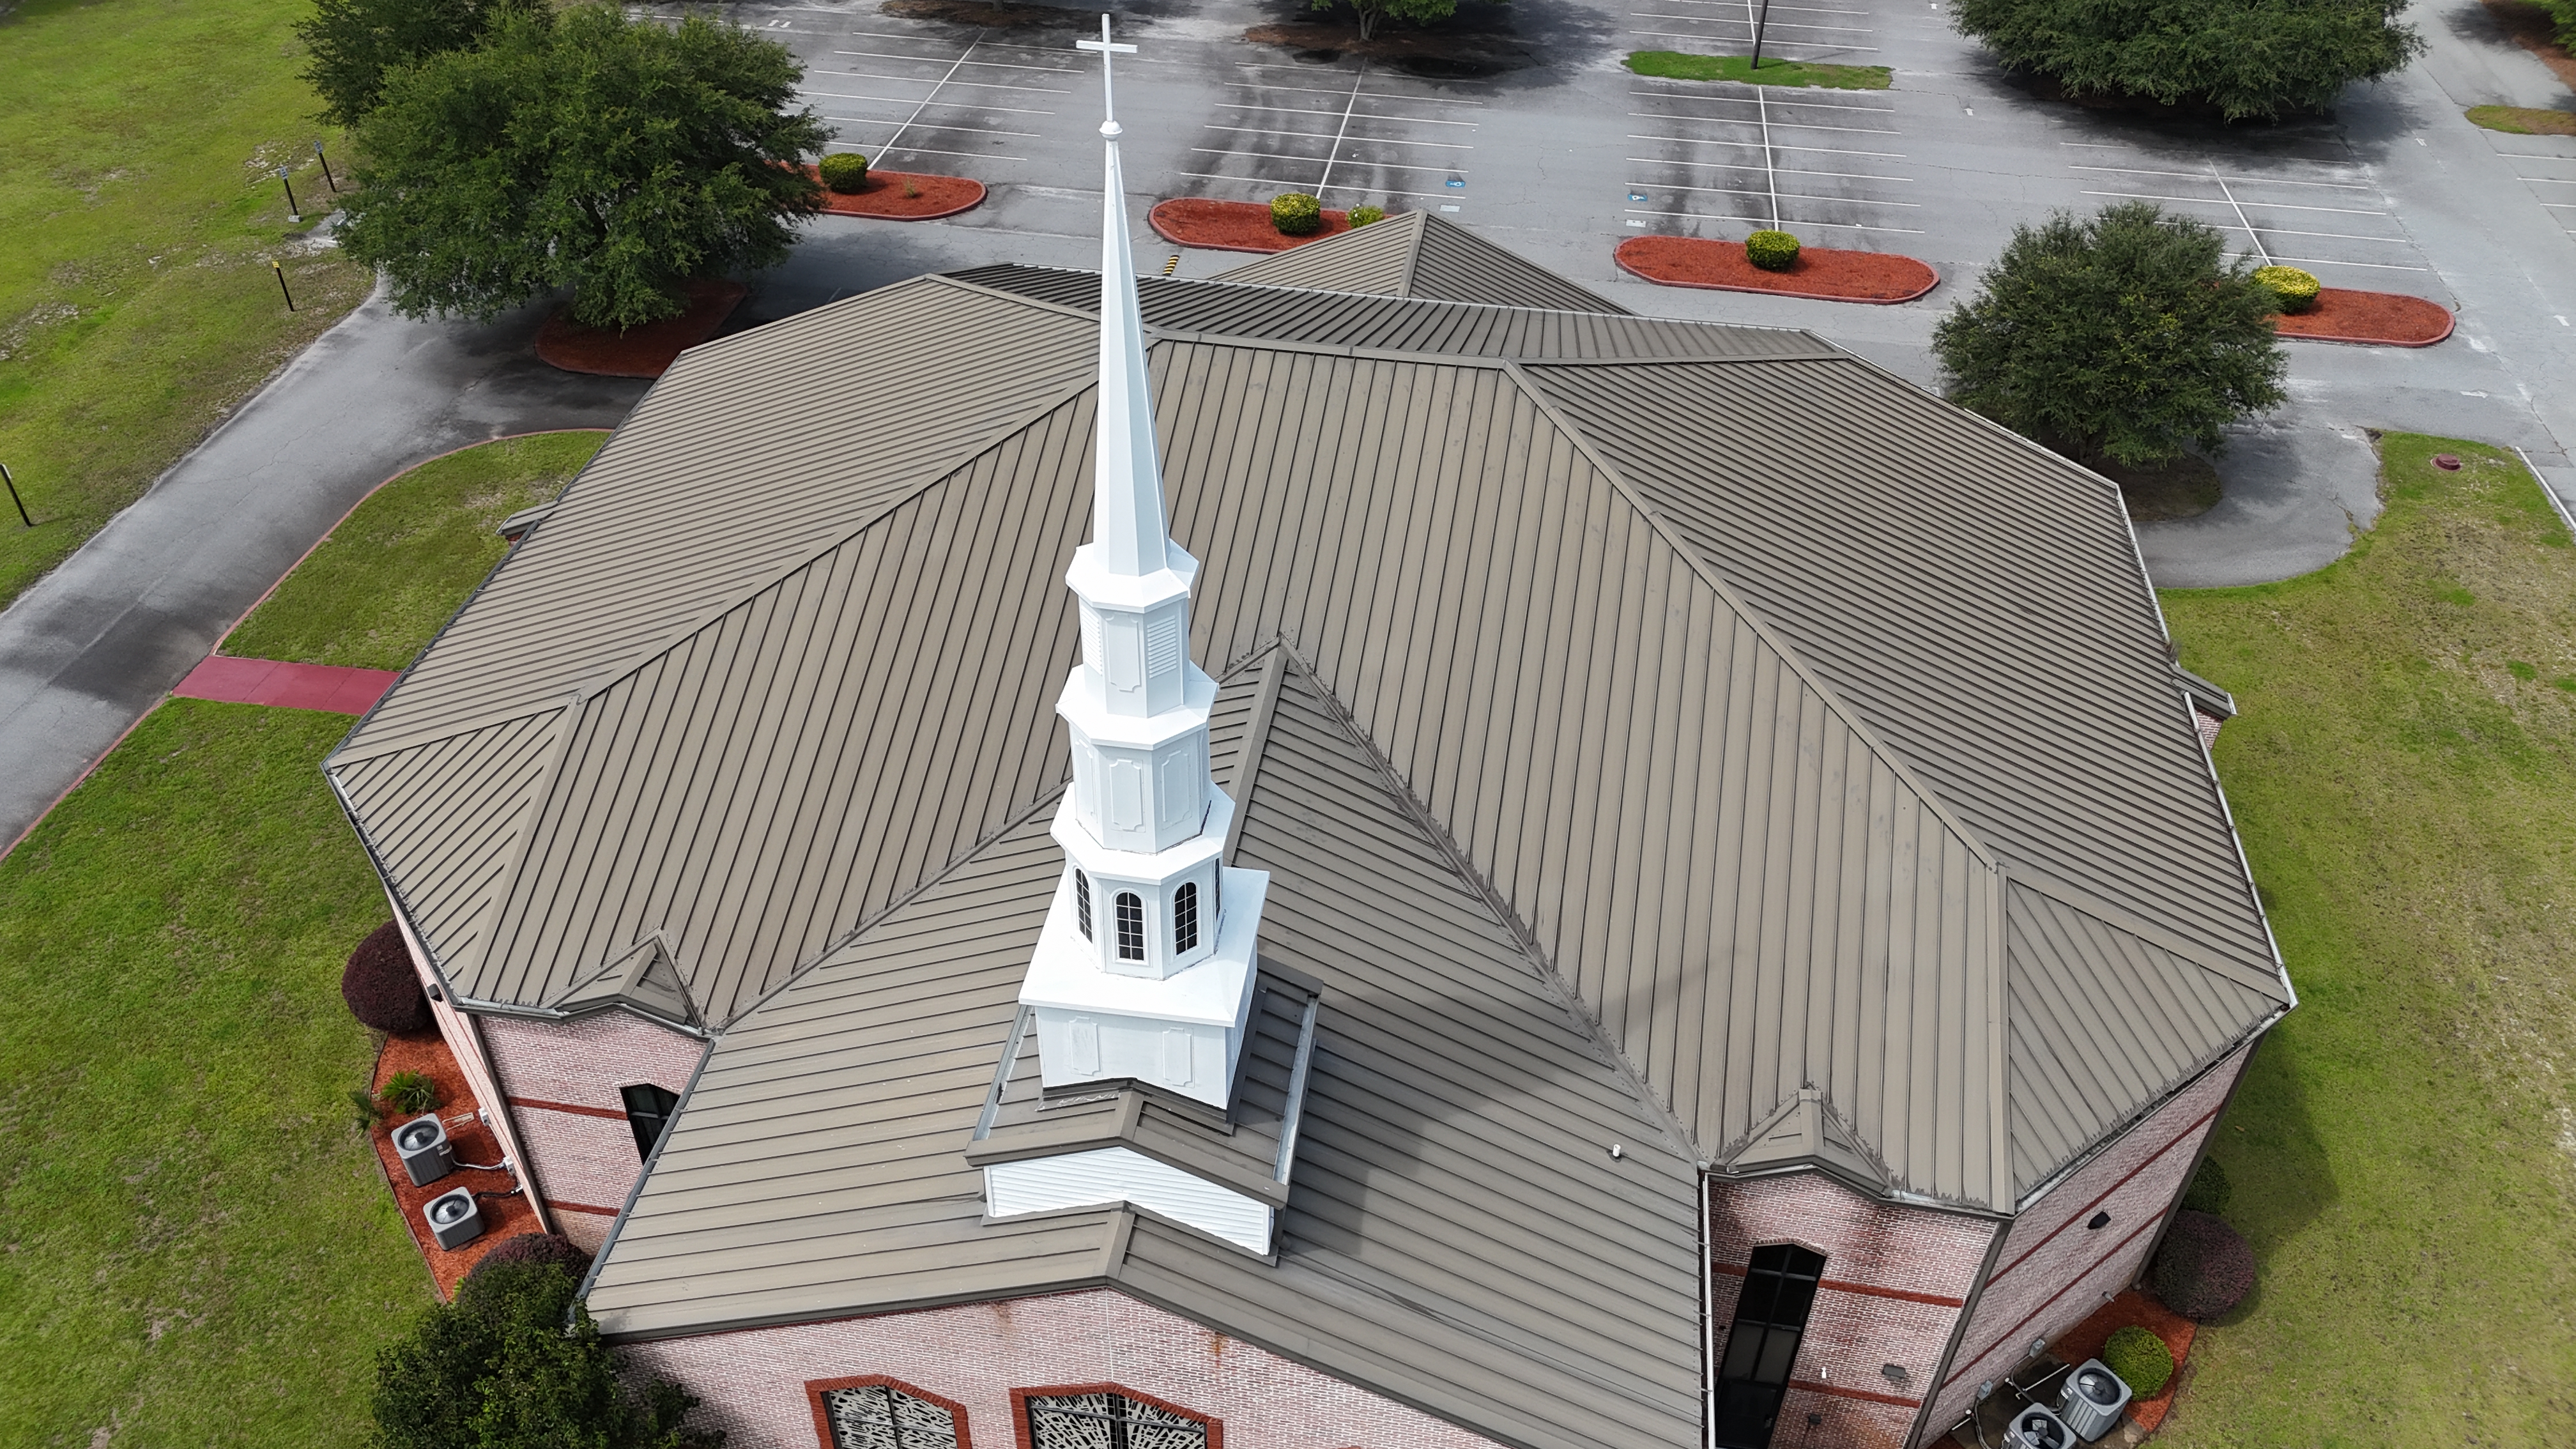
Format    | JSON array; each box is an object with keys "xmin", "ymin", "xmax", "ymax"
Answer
[
  {"xmin": 0, "ymin": 700, "xmax": 429, "ymax": 1448},
  {"xmin": 2465, "ymin": 104, "xmax": 2576, "ymax": 135},
  {"xmin": 0, "ymin": 0, "xmax": 374, "ymax": 611},
  {"xmin": 225, "ymin": 431, "xmax": 607, "ymax": 669},
  {"xmin": 2159, "ymin": 434, "xmax": 2576, "ymax": 1445},
  {"xmin": 1624, "ymin": 50, "xmax": 1893, "ymax": 88}
]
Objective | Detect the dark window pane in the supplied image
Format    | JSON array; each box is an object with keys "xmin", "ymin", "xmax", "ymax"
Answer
[
  {"xmin": 1076, "ymin": 872, "xmax": 1092, "ymax": 940},
  {"xmin": 1784, "ymin": 1245, "xmax": 1827, "ymax": 1279},
  {"xmin": 1174, "ymin": 882, "xmax": 1199, "ymax": 953},
  {"xmin": 1115, "ymin": 893, "xmax": 1146, "ymax": 961},
  {"xmin": 1711, "ymin": 1380, "xmax": 1784, "ymax": 1449},
  {"xmin": 1734, "ymin": 1271, "xmax": 1781, "ymax": 1323},
  {"xmin": 1770, "ymin": 1275, "xmax": 1820, "ymax": 1328},
  {"xmin": 1753, "ymin": 1329, "xmax": 1801, "ymax": 1384},
  {"xmin": 1747, "ymin": 1243, "xmax": 1789, "ymax": 1274},
  {"xmin": 621, "ymin": 1082, "xmax": 682, "ymax": 1161},
  {"xmin": 1716, "ymin": 1323, "xmax": 1769, "ymax": 1381}
]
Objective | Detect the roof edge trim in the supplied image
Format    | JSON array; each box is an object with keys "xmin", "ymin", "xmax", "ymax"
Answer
[
  {"xmin": 2009, "ymin": 1011, "xmax": 2281, "ymax": 1216},
  {"xmin": 1502, "ymin": 360, "xmax": 2001, "ymax": 873},
  {"xmin": 2006, "ymin": 866, "xmax": 2287, "ymax": 1001},
  {"xmin": 588, "ymin": 1259, "xmax": 1126, "ymax": 1344},
  {"xmin": 956, "ymin": 261, "xmax": 1827, "ymax": 331}
]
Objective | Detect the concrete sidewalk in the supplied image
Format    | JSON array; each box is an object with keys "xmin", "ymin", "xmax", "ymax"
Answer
[{"xmin": 0, "ymin": 285, "xmax": 647, "ymax": 853}]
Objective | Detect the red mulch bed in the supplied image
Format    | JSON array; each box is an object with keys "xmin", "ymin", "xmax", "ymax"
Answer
[
  {"xmin": 802, "ymin": 164, "xmax": 985, "ymax": 220},
  {"xmin": 2274, "ymin": 288, "xmax": 2453, "ymax": 347},
  {"xmin": 1614, "ymin": 235, "xmax": 1938, "ymax": 303},
  {"xmin": 368, "ymin": 1029, "xmax": 540, "ymax": 1299},
  {"xmin": 534, "ymin": 279, "xmax": 747, "ymax": 379},
  {"xmin": 1151, "ymin": 197, "xmax": 1360, "ymax": 254},
  {"xmin": 2051, "ymin": 1289, "xmax": 2199, "ymax": 1433}
]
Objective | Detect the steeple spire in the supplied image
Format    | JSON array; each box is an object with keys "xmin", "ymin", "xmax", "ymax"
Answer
[
  {"xmin": 1014, "ymin": 21, "xmax": 1269, "ymax": 1112},
  {"xmin": 1080, "ymin": 15, "xmax": 1166, "ymax": 577}
]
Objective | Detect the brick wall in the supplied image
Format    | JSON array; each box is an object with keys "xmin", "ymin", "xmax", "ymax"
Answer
[
  {"xmin": 480, "ymin": 1013, "xmax": 705, "ymax": 1233},
  {"xmin": 1708, "ymin": 1173, "xmax": 1997, "ymax": 1449},
  {"xmin": 1921, "ymin": 1040, "xmax": 2254, "ymax": 1437},
  {"xmin": 620, "ymin": 1287, "xmax": 1512, "ymax": 1449}
]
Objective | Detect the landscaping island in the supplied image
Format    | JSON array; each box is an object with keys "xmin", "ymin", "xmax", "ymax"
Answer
[
  {"xmin": 534, "ymin": 280, "xmax": 747, "ymax": 378},
  {"xmin": 2272, "ymin": 288, "xmax": 2455, "ymax": 347},
  {"xmin": 1614, "ymin": 234, "xmax": 1938, "ymax": 302},
  {"xmin": 1625, "ymin": 50, "xmax": 1892, "ymax": 88},
  {"xmin": 801, "ymin": 163, "xmax": 986, "ymax": 220},
  {"xmin": 1152, "ymin": 197, "xmax": 1366, "ymax": 252}
]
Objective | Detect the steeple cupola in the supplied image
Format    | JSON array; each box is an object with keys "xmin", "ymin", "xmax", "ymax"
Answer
[{"xmin": 1016, "ymin": 20, "xmax": 1269, "ymax": 1110}]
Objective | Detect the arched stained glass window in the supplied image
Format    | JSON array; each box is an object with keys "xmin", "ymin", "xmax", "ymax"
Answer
[
  {"xmin": 820, "ymin": 1381, "xmax": 962, "ymax": 1449},
  {"xmin": 1115, "ymin": 892, "xmax": 1146, "ymax": 962},
  {"xmin": 1173, "ymin": 881, "xmax": 1199, "ymax": 953},
  {"xmin": 1024, "ymin": 1390, "xmax": 1211, "ymax": 1449},
  {"xmin": 1075, "ymin": 871, "xmax": 1093, "ymax": 940}
]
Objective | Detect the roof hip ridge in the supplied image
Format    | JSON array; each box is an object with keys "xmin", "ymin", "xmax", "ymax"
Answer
[
  {"xmin": 1496, "ymin": 360, "xmax": 2001, "ymax": 874},
  {"xmin": 1261, "ymin": 642, "xmax": 1707, "ymax": 1168}
]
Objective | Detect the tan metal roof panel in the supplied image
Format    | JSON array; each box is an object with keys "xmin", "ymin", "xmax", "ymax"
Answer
[{"xmin": 1211, "ymin": 211, "xmax": 1628, "ymax": 314}]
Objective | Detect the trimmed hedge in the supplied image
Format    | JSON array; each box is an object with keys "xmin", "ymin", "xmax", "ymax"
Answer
[
  {"xmin": 1745, "ymin": 229, "xmax": 1800, "ymax": 271},
  {"xmin": 1951, "ymin": 0, "xmax": 2423, "ymax": 121},
  {"xmin": 2253, "ymin": 264, "xmax": 2320, "ymax": 314},
  {"xmin": 1347, "ymin": 204, "xmax": 1386, "ymax": 227},
  {"xmin": 2103, "ymin": 1324, "xmax": 2174, "ymax": 1398},
  {"xmin": 343, "ymin": 919, "xmax": 431, "ymax": 1033},
  {"xmin": 463, "ymin": 1232, "xmax": 595, "ymax": 1289},
  {"xmin": 2152, "ymin": 1209, "xmax": 2257, "ymax": 1320},
  {"xmin": 818, "ymin": 151, "xmax": 870, "ymax": 193},
  {"xmin": 1271, "ymin": 192, "xmax": 1323, "ymax": 236}
]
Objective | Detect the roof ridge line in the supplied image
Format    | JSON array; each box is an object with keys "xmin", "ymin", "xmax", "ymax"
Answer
[
  {"xmin": 1499, "ymin": 359, "xmax": 2001, "ymax": 873},
  {"xmin": 960, "ymin": 261, "xmax": 1814, "ymax": 328},
  {"xmin": 714, "ymin": 779, "xmax": 1073, "ymax": 1031},
  {"xmin": 2005, "ymin": 865, "xmax": 2288, "ymax": 1000},
  {"xmin": 1393, "ymin": 208, "xmax": 1428, "ymax": 297},
  {"xmin": 1264, "ymin": 643, "xmax": 1707, "ymax": 1168}
]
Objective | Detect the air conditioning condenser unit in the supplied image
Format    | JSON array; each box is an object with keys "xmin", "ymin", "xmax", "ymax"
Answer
[
  {"xmin": 395, "ymin": 1113, "xmax": 456, "ymax": 1187},
  {"xmin": 423, "ymin": 1186, "xmax": 483, "ymax": 1250}
]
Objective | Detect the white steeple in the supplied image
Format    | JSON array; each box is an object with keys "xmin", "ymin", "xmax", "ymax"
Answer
[{"xmin": 1017, "ymin": 19, "xmax": 1269, "ymax": 1112}]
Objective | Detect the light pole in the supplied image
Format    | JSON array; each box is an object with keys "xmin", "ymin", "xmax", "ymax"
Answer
[
  {"xmin": 314, "ymin": 140, "xmax": 338, "ymax": 192},
  {"xmin": 1, "ymin": 461, "xmax": 29, "ymax": 528},
  {"xmin": 1750, "ymin": 0, "xmax": 1774, "ymax": 69},
  {"xmin": 278, "ymin": 165, "xmax": 302, "ymax": 224},
  {"xmin": 273, "ymin": 260, "xmax": 296, "ymax": 312}
]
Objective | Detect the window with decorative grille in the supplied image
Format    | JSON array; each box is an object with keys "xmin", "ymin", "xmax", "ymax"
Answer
[
  {"xmin": 820, "ymin": 1383, "xmax": 961, "ymax": 1449},
  {"xmin": 1025, "ymin": 1391, "xmax": 1210, "ymax": 1449},
  {"xmin": 1114, "ymin": 892, "xmax": 1146, "ymax": 961},
  {"xmin": 1076, "ymin": 871, "xmax": 1093, "ymax": 939},
  {"xmin": 1172, "ymin": 881, "xmax": 1199, "ymax": 953}
]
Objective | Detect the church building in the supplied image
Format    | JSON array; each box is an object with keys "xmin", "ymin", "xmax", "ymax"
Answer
[{"xmin": 327, "ymin": 43, "xmax": 2291, "ymax": 1449}]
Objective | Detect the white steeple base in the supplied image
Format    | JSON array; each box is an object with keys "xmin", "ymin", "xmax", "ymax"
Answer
[{"xmin": 1020, "ymin": 867, "xmax": 1268, "ymax": 1109}]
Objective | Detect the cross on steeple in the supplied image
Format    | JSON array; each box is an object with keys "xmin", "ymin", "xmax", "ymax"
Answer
[{"xmin": 1073, "ymin": 16, "xmax": 1164, "ymax": 577}]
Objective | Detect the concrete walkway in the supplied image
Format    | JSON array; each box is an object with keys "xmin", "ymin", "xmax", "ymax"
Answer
[{"xmin": 0, "ymin": 285, "xmax": 647, "ymax": 853}]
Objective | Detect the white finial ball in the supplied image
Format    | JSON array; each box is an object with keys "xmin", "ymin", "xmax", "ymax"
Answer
[{"xmin": 1101, "ymin": 121, "xmax": 1123, "ymax": 139}]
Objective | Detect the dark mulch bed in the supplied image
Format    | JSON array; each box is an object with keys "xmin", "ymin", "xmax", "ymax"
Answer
[
  {"xmin": 533, "ymin": 280, "xmax": 746, "ymax": 379},
  {"xmin": 1151, "ymin": 197, "xmax": 1361, "ymax": 254},
  {"xmin": 2481, "ymin": 0, "xmax": 2576, "ymax": 91},
  {"xmin": 804, "ymin": 165, "xmax": 986, "ymax": 220},
  {"xmin": 2274, "ymin": 288, "xmax": 2453, "ymax": 347},
  {"xmin": 2050, "ymin": 1289, "xmax": 2198, "ymax": 1432},
  {"xmin": 1614, "ymin": 235, "xmax": 1938, "ymax": 303},
  {"xmin": 368, "ymin": 1029, "xmax": 539, "ymax": 1299}
]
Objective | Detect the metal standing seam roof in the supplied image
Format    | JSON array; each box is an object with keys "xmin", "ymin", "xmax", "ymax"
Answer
[
  {"xmin": 1205, "ymin": 209, "xmax": 1629, "ymax": 315},
  {"xmin": 332, "ymin": 224, "xmax": 2291, "ymax": 1447}
]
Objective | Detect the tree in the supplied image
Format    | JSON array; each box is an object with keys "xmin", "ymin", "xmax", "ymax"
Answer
[
  {"xmin": 1932, "ymin": 203, "xmax": 2287, "ymax": 470},
  {"xmin": 1951, "ymin": 0, "xmax": 2423, "ymax": 121},
  {"xmin": 337, "ymin": 5, "xmax": 826, "ymax": 331},
  {"xmin": 1310, "ymin": 0, "xmax": 1462, "ymax": 42},
  {"xmin": 297, "ymin": 0, "xmax": 523, "ymax": 127},
  {"xmin": 372, "ymin": 1259, "xmax": 723, "ymax": 1449}
]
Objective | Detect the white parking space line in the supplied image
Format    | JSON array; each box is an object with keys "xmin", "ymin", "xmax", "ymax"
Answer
[
  {"xmin": 2057, "ymin": 145, "xmax": 2427, "ymax": 274},
  {"xmin": 1187, "ymin": 60, "xmax": 1484, "ymax": 210}
]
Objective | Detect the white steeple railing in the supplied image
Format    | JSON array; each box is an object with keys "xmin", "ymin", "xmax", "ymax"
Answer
[{"xmin": 1018, "ymin": 18, "xmax": 1269, "ymax": 1112}]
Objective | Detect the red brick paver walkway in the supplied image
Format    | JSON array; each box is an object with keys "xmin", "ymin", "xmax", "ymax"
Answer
[{"xmin": 172, "ymin": 655, "xmax": 399, "ymax": 714}]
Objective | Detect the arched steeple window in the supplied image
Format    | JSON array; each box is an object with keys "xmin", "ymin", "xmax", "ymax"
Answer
[
  {"xmin": 1114, "ymin": 892, "xmax": 1146, "ymax": 961},
  {"xmin": 1173, "ymin": 882, "xmax": 1199, "ymax": 953},
  {"xmin": 1075, "ymin": 871, "xmax": 1093, "ymax": 940}
]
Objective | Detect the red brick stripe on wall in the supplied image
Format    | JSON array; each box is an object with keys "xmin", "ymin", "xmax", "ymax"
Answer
[
  {"xmin": 806, "ymin": 1374, "xmax": 977, "ymax": 1449},
  {"xmin": 1009, "ymin": 1383, "xmax": 1223, "ymax": 1449},
  {"xmin": 510, "ymin": 1094, "xmax": 631, "ymax": 1121},
  {"xmin": 544, "ymin": 1198, "xmax": 623, "ymax": 1216},
  {"xmin": 1942, "ymin": 1214, "xmax": 2161, "ymax": 1389},
  {"xmin": 1984, "ymin": 1101, "xmax": 2221, "ymax": 1291},
  {"xmin": 1788, "ymin": 1378, "xmax": 1921, "ymax": 1409},
  {"xmin": 1712, "ymin": 1261, "xmax": 1968, "ymax": 1309}
]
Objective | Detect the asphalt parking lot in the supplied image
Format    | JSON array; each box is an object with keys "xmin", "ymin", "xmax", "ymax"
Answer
[{"xmin": 1186, "ymin": 58, "xmax": 1485, "ymax": 212}]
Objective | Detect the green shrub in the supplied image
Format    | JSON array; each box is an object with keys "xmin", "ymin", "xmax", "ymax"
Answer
[
  {"xmin": 1950, "ymin": 0, "xmax": 2423, "ymax": 121},
  {"xmin": 351, "ymin": 1088, "xmax": 388, "ymax": 1131},
  {"xmin": 372, "ymin": 1261, "xmax": 724, "ymax": 1449},
  {"xmin": 1932, "ymin": 202, "xmax": 2285, "ymax": 468},
  {"xmin": 2181, "ymin": 1154, "xmax": 2233, "ymax": 1215},
  {"xmin": 2152, "ymin": 1209, "xmax": 2258, "ymax": 1320},
  {"xmin": 381, "ymin": 1070, "xmax": 440, "ymax": 1115},
  {"xmin": 1744, "ymin": 229, "xmax": 1801, "ymax": 271},
  {"xmin": 343, "ymin": 917, "xmax": 429, "ymax": 1032},
  {"xmin": 1271, "ymin": 192, "xmax": 1324, "ymax": 236},
  {"xmin": 1347, "ymin": 204, "xmax": 1387, "ymax": 227},
  {"xmin": 818, "ymin": 151, "xmax": 870, "ymax": 193},
  {"xmin": 2103, "ymin": 1324, "xmax": 2174, "ymax": 1398},
  {"xmin": 2253, "ymin": 264, "xmax": 2320, "ymax": 314}
]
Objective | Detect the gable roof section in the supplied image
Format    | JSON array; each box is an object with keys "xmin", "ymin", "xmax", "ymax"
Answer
[
  {"xmin": 949, "ymin": 264, "xmax": 1818, "ymax": 361},
  {"xmin": 1209, "ymin": 210, "xmax": 1627, "ymax": 314},
  {"xmin": 584, "ymin": 653, "xmax": 1705, "ymax": 1449}
]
